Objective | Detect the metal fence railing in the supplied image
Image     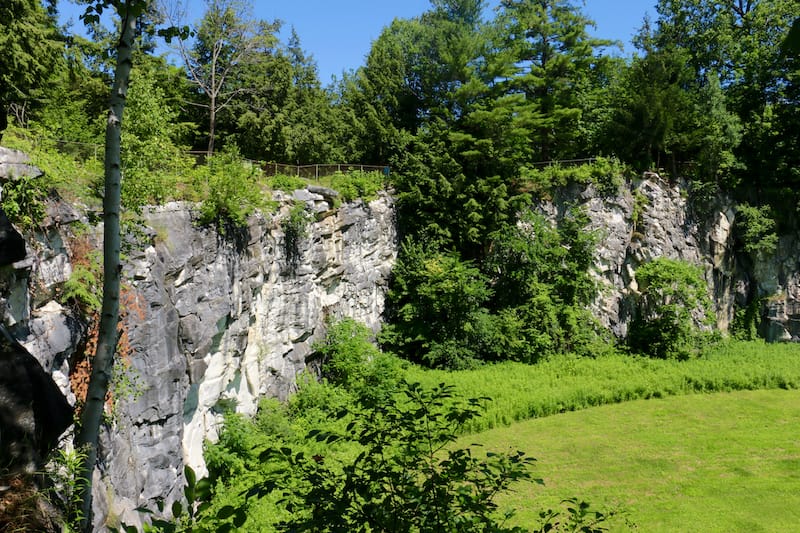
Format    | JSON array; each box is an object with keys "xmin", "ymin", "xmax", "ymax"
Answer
[
  {"xmin": 261, "ymin": 163, "xmax": 389, "ymax": 180},
  {"xmin": 529, "ymin": 157, "xmax": 598, "ymax": 168}
]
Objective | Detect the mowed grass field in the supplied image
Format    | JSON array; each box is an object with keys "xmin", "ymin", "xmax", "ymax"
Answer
[{"xmin": 472, "ymin": 389, "xmax": 800, "ymax": 532}]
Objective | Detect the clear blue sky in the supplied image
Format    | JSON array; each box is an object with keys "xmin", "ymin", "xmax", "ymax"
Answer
[{"xmin": 58, "ymin": 0, "xmax": 657, "ymax": 83}]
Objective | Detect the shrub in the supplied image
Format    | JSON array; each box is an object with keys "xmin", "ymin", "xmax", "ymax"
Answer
[
  {"xmin": 120, "ymin": 73, "xmax": 195, "ymax": 210},
  {"xmin": 483, "ymin": 208, "xmax": 601, "ymax": 360},
  {"xmin": 521, "ymin": 156, "xmax": 627, "ymax": 197},
  {"xmin": 628, "ymin": 258, "xmax": 714, "ymax": 359},
  {"xmin": 329, "ymin": 170, "xmax": 384, "ymax": 202},
  {"xmin": 379, "ymin": 240, "xmax": 493, "ymax": 369},
  {"xmin": 1, "ymin": 125, "xmax": 104, "ymax": 209},
  {"xmin": 281, "ymin": 202, "xmax": 311, "ymax": 274},
  {"xmin": 268, "ymin": 173, "xmax": 307, "ymax": 192},
  {"xmin": 197, "ymin": 147, "xmax": 267, "ymax": 231},
  {"xmin": 0, "ymin": 172, "xmax": 49, "ymax": 230},
  {"xmin": 735, "ymin": 203, "xmax": 778, "ymax": 259},
  {"xmin": 253, "ymin": 382, "xmax": 536, "ymax": 533}
]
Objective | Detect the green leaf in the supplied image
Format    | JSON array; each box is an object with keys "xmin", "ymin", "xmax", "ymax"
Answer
[
  {"xmin": 233, "ymin": 509, "xmax": 248, "ymax": 528},
  {"xmin": 217, "ymin": 505, "xmax": 237, "ymax": 519},
  {"xmin": 184, "ymin": 465, "xmax": 197, "ymax": 490}
]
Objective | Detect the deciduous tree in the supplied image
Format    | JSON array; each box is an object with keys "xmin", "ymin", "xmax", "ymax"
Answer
[{"xmin": 175, "ymin": 0, "xmax": 278, "ymax": 155}]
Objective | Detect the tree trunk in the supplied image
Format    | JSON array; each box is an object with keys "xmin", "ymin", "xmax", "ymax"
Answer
[
  {"xmin": 74, "ymin": 4, "xmax": 137, "ymax": 530},
  {"xmin": 0, "ymin": 104, "xmax": 7, "ymax": 141},
  {"xmin": 208, "ymin": 96, "xmax": 216, "ymax": 156}
]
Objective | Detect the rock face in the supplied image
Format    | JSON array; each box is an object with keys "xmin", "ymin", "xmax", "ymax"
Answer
[
  {"xmin": 548, "ymin": 175, "xmax": 738, "ymax": 338},
  {"xmin": 552, "ymin": 175, "xmax": 798, "ymax": 341},
  {"xmin": 92, "ymin": 192, "xmax": 397, "ymax": 528},
  {"xmin": 4, "ymin": 149, "xmax": 800, "ymax": 529}
]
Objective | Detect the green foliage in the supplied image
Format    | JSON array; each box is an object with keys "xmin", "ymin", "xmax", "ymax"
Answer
[
  {"xmin": 492, "ymin": 0, "xmax": 615, "ymax": 162},
  {"xmin": 380, "ymin": 240, "xmax": 493, "ymax": 369},
  {"xmin": 253, "ymin": 381, "xmax": 537, "ymax": 533},
  {"xmin": 603, "ymin": 44, "xmax": 700, "ymax": 172},
  {"xmin": 631, "ymin": 189, "xmax": 649, "ymax": 233},
  {"xmin": 197, "ymin": 147, "xmax": 267, "ymax": 231},
  {"xmin": 650, "ymin": 0, "xmax": 798, "ymax": 193},
  {"xmin": 0, "ymin": 0, "xmax": 63, "ymax": 135},
  {"xmin": 62, "ymin": 265, "xmax": 102, "ymax": 311},
  {"xmin": 312, "ymin": 318, "xmax": 403, "ymax": 406},
  {"xmin": 628, "ymin": 258, "xmax": 715, "ymax": 359},
  {"xmin": 232, "ymin": 28, "xmax": 345, "ymax": 164},
  {"xmin": 731, "ymin": 297, "xmax": 763, "ymax": 341},
  {"xmin": 45, "ymin": 446, "xmax": 89, "ymax": 533},
  {"xmin": 408, "ymin": 340, "xmax": 800, "ymax": 434},
  {"xmin": 268, "ymin": 173, "xmax": 307, "ymax": 192},
  {"xmin": 1, "ymin": 126, "xmax": 103, "ymax": 208},
  {"xmin": 281, "ymin": 202, "xmax": 311, "ymax": 273},
  {"xmin": 109, "ymin": 465, "xmax": 245, "ymax": 533},
  {"xmin": 383, "ymin": 206, "xmax": 602, "ymax": 367},
  {"xmin": 735, "ymin": 203, "xmax": 779, "ymax": 258},
  {"xmin": 483, "ymin": 208, "xmax": 602, "ymax": 360},
  {"xmin": 0, "ymin": 171, "xmax": 49, "ymax": 230},
  {"xmin": 120, "ymin": 72, "xmax": 194, "ymax": 210},
  {"xmin": 191, "ymin": 338, "xmax": 798, "ymax": 532},
  {"xmin": 328, "ymin": 170, "xmax": 384, "ymax": 202},
  {"xmin": 520, "ymin": 157, "xmax": 627, "ymax": 197}
]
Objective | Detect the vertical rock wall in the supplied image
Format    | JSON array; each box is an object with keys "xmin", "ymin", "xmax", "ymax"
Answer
[
  {"xmin": 93, "ymin": 192, "xmax": 396, "ymax": 527},
  {"xmin": 555, "ymin": 175, "xmax": 738, "ymax": 337}
]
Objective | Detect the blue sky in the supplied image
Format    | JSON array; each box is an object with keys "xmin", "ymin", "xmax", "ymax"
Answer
[{"xmin": 58, "ymin": 0, "xmax": 657, "ymax": 83}]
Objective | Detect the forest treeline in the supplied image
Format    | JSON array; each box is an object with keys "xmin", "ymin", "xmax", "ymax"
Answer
[{"xmin": 1, "ymin": 0, "xmax": 799, "ymax": 368}]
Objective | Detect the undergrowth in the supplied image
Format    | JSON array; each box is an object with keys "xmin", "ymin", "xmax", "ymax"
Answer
[{"xmin": 407, "ymin": 340, "xmax": 800, "ymax": 433}]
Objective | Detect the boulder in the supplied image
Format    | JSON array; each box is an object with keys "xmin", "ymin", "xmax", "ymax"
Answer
[{"xmin": 0, "ymin": 324, "xmax": 72, "ymax": 474}]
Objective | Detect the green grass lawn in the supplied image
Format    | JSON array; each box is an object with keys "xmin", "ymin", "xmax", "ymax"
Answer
[{"xmin": 471, "ymin": 389, "xmax": 800, "ymax": 532}]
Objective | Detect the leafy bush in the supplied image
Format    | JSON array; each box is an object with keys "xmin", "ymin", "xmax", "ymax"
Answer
[
  {"xmin": 281, "ymin": 202, "xmax": 311, "ymax": 274},
  {"xmin": 197, "ymin": 148, "xmax": 268, "ymax": 231},
  {"xmin": 735, "ymin": 203, "xmax": 778, "ymax": 259},
  {"xmin": 520, "ymin": 157, "xmax": 627, "ymax": 197},
  {"xmin": 628, "ymin": 258, "xmax": 715, "ymax": 359},
  {"xmin": 120, "ymin": 73, "xmax": 195, "ymax": 210},
  {"xmin": 312, "ymin": 318, "xmax": 403, "ymax": 406},
  {"xmin": 483, "ymin": 208, "xmax": 602, "ymax": 360},
  {"xmin": 252, "ymin": 382, "xmax": 536, "ymax": 533},
  {"xmin": 329, "ymin": 170, "xmax": 384, "ymax": 202},
  {"xmin": 380, "ymin": 240, "xmax": 493, "ymax": 369},
  {"xmin": 62, "ymin": 265, "xmax": 102, "ymax": 311},
  {"xmin": 268, "ymin": 173, "xmax": 307, "ymax": 192},
  {"xmin": 0, "ymin": 172, "xmax": 49, "ymax": 230},
  {"xmin": 1, "ymin": 125, "xmax": 103, "ymax": 209}
]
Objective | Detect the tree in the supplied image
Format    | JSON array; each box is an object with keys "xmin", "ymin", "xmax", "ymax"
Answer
[
  {"xmin": 493, "ymin": 0, "xmax": 612, "ymax": 161},
  {"xmin": 176, "ymin": 0, "xmax": 278, "ymax": 155},
  {"xmin": 69, "ymin": 1, "xmax": 185, "ymax": 529},
  {"xmin": 648, "ymin": 0, "xmax": 798, "ymax": 192},
  {"xmin": 379, "ymin": 240, "xmax": 493, "ymax": 369},
  {"xmin": 0, "ymin": 0, "xmax": 63, "ymax": 138},
  {"xmin": 256, "ymin": 382, "xmax": 535, "ymax": 532},
  {"xmin": 603, "ymin": 43, "xmax": 699, "ymax": 171},
  {"xmin": 231, "ymin": 28, "xmax": 343, "ymax": 163}
]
